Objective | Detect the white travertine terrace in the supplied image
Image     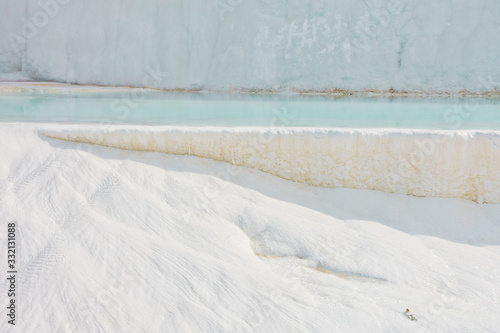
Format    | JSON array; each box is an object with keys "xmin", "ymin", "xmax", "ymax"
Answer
[
  {"xmin": 44, "ymin": 125, "xmax": 500, "ymax": 203},
  {"xmin": 1, "ymin": 0, "xmax": 499, "ymax": 93},
  {"xmin": 2, "ymin": 122, "xmax": 500, "ymax": 332}
]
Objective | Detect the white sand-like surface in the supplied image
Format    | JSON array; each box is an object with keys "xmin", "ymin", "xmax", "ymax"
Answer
[{"xmin": 1, "ymin": 123, "xmax": 499, "ymax": 332}]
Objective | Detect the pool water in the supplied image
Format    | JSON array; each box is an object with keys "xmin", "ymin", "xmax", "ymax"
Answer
[{"xmin": 1, "ymin": 92, "xmax": 499, "ymax": 130}]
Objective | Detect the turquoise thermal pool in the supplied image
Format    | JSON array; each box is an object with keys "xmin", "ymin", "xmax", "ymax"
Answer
[{"xmin": 0, "ymin": 92, "xmax": 499, "ymax": 129}]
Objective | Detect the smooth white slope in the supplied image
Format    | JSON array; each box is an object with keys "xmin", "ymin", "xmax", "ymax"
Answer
[
  {"xmin": 0, "ymin": 123, "xmax": 499, "ymax": 332},
  {"xmin": 44, "ymin": 125, "xmax": 500, "ymax": 203},
  {"xmin": 1, "ymin": 0, "xmax": 500, "ymax": 92}
]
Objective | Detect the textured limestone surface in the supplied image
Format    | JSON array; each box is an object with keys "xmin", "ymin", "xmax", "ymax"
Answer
[
  {"xmin": 1, "ymin": 0, "xmax": 500, "ymax": 92},
  {"xmin": 44, "ymin": 125, "xmax": 500, "ymax": 203}
]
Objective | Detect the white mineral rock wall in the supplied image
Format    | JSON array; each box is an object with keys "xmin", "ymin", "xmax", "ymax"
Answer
[
  {"xmin": 1, "ymin": 0, "xmax": 500, "ymax": 92},
  {"xmin": 0, "ymin": 0, "xmax": 27, "ymax": 73},
  {"xmin": 44, "ymin": 126, "xmax": 500, "ymax": 203}
]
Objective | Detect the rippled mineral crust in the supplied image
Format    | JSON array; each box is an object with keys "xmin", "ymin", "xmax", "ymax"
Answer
[
  {"xmin": 1, "ymin": 0, "xmax": 500, "ymax": 93},
  {"xmin": 44, "ymin": 125, "xmax": 500, "ymax": 204}
]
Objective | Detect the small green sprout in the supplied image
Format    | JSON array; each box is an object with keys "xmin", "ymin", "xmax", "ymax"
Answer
[{"xmin": 405, "ymin": 308, "xmax": 417, "ymax": 321}]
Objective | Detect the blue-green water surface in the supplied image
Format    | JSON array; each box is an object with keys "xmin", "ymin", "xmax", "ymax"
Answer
[{"xmin": 0, "ymin": 92, "xmax": 499, "ymax": 130}]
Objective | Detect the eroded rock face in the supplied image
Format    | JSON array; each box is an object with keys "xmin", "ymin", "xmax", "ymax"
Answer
[
  {"xmin": 45, "ymin": 125, "xmax": 500, "ymax": 203},
  {"xmin": 1, "ymin": 0, "xmax": 500, "ymax": 93}
]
